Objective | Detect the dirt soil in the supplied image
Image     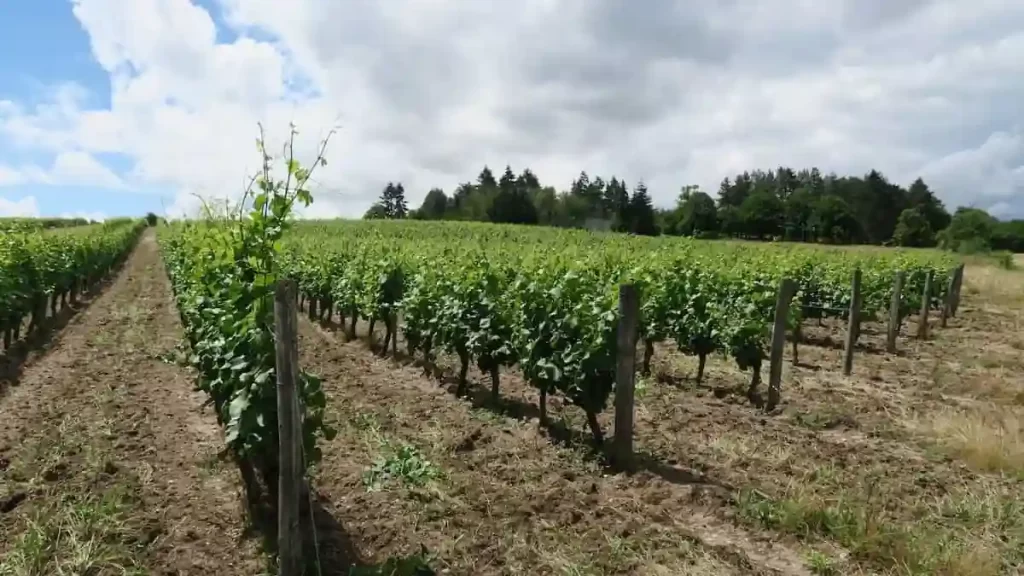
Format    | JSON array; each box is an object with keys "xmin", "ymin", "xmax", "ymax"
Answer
[
  {"xmin": 304, "ymin": 260, "xmax": 1024, "ymax": 576},
  {"xmin": 0, "ymin": 231, "xmax": 266, "ymax": 575},
  {"xmin": 300, "ymin": 317, "xmax": 820, "ymax": 576}
]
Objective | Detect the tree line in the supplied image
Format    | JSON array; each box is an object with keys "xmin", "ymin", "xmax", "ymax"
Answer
[{"xmin": 363, "ymin": 165, "xmax": 1024, "ymax": 253}]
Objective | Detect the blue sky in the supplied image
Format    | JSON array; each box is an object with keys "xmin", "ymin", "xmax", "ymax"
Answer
[
  {"xmin": 1, "ymin": 1, "xmax": 117, "ymax": 217},
  {"xmin": 2, "ymin": 0, "xmax": 1023, "ymax": 220},
  {"xmin": 0, "ymin": 0, "xmax": 237, "ymax": 219}
]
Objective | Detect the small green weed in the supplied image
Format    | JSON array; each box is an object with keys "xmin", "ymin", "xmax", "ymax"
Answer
[
  {"xmin": 805, "ymin": 550, "xmax": 838, "ymax": 575},
  {"xmin": 635, "ymin": 375, "xmax": 652, "ymax": 401},
  {"xmin": 348, "ymin": 551, "xmax": 436, "ymax": 576},
  {"xmin": 0, "ymin": 489, "xmax": 146, "ymax": 576},
  {"xmin": 362, "ymin": 444, "xmax": 440, "ymax": 491}
]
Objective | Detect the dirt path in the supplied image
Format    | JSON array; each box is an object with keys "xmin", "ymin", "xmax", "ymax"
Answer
[
  {"xmin": 298, "ymin": 318, "xmax": 814, "ymax": 576},
  {"xmin": 0, "ymin": 230, "xmax": 265, "ymax": 575}
]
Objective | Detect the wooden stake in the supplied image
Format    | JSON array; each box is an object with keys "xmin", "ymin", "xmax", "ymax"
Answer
[
  {"xmin": 940, "ymin": 268, "xmax": 955, "ymax": 328},
  {"xmin": 391, "ymin": 311, "xmax": 399, "ymax": 356},
  {"xmin": 613, "ymin": 284, "xmax": 639, "ymax": 470},
  {"xmin": 273, "ymin": 280, "xmax": 302, "ymax": 576},
  {"xmin": 767, "ymin": 278, "xmax": 797, "ymax": 412},
  {"xmin": 951, "ymin": 264, "xmax": 965, "ymax": 316},
  {"xmin": 917, "ymin": 270, "xmax": 933, "ymax": 339},
  {"xmin": 843, "ymin": 269, "xmax": 862, "ymax": 376},
  {"xmin": 886, "ymin": 271, "xmax": 905, "ymax": 353}
]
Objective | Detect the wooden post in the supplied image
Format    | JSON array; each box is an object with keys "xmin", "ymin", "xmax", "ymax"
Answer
[
  {"xmin": 951, "ymin": 264, "xmax": 965, "ymax": 316},
  {"xmin": 842, "ymin": 269, "xmax": 862, "ymax": 376},
  {"xmin": 917, "ymin": 270, "xmax": 933, "ymax": 339},
  {"xmin": 886, "ymin": 271, "xmax": 905, "ymax": 353},
  {"xmin": 767, "ymin": 279, "xmax": 797, "ymax": 412},
  {"xmin": 613, "ymin": 284, "xmax": 639, "ymax": 470},
  {"xmin": 391, "ymin": 311, "xmax": 399, "ymax": 356},
  {"xmin": 273, "ymin": 280, "xmax": 303, "ymax": 576},
  {"xmin": 940, "ymin": 269, "xmax": 955, "ymax": 328}
]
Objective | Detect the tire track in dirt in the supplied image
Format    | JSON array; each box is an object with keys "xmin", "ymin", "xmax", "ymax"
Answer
[
  {"xmin": 0, "ymin": 230, "xmax": 265, "ymax": 574},
  {"xmin": 299, "ymin": 318, "xmax": 814, "ymax": 576}
]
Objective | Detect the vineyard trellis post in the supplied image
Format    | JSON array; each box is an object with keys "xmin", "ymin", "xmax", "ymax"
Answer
[
  {"xmin": 917, "ymin": 270, "xmax": 933, "ymax": 339},
  {"xmin": 886, "ymin": 271, "xmax": 905, "ymax": 353},
  {"xmin": 613, "ymin": 284, "xmax": 639, "ymax": 470},
  {"xmin": 391, "ymin": 312, "xmax": 399, "ymax": 356},
  {"xmin": 940, "ymin": 269, "xmax": 955, "ymax": 328},
  {"xmin": 951, "ymin": 264, "xmax": 965, "ymax": 317},
  {"xmin": 767, "ymin": 278, "xmax": 797, "ymax": 412},
  {"xmin": 274, "ymin": 280, "xmax": 303, "ymax": 576},
  {"xmin": 842, "ymin": 269, "xmax": 862, "ymax": 376}
]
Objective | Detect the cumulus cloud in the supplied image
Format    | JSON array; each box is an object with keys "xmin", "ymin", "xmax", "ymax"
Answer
[
  {"xmin": 0, "ymin": 151, "xmax": 124, "ymax": 189},
  {"xmin": 0, "ymin": 196, "xmax": 41, "ymax": 218},
  {"xmin": 59, "ymin": 210, "xmax": 107, "ymax": 222},
  {"xmin": 0, "ymin": 0, "xmax": 1023, "ymax": 217}
]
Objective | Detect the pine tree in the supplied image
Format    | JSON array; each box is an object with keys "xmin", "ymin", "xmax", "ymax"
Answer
[
  {"xmin": 377, "ymin": 182, "xmax": 408, "ymax": 219},
  {"xmin": 392, "ymin": 182, "xmax": 408, "ymax": 219},
  {"xmin": 629, "ymin": 182, "xmax": 658, "ymax": 236},
  {"xmin": 477, "ymin": 166, "xmax": 497, "ymax": 190}
]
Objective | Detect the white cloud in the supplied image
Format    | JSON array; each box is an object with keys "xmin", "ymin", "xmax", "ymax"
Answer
[
  {"xmin": 0, "ymin": 0, "xmax": 1022, "ymax": 217},
  {"xmin": 0, "ymin": 196, "xmax": 41, "ymax": 217},
  {"xmin": 59, "ymin": 210, "xmax": 107, "ymax": 222},
  {"xmin": 0, "ymin": 151, "xmax": 124, "ymax": 189}
]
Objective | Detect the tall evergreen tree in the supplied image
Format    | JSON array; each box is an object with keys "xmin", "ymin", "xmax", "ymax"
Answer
[
  {"xmin": 629, "ymin": 182, "xmax": 658, "ymax": 236},
  {"xmin": 907, "ymin": 177, "xmax": 951, "ymax": 234},
  {"xmin": 603, "ymin": 178, "xmax": 631, "ymax": 232},
  {"xmin": 499, "ymin": 165, "xmax": 517, "ymax": 194},
  {"xmin": 477, "ymin": 166, "xmax": 497, "ymax": 190},
  {"xmin": 376, "ymin": 183, "xmax": 399, "ymax": 218},
  {"xmin": 519, "ymin": 168, "xmax": 540, "ymax": 190},
  {"xmin": 392, "ymin": 183, "xmax": 408, "ymax": 218}
]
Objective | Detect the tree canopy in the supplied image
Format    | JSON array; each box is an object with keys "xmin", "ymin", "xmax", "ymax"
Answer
[{"xmin": 379, "ymin": 163, "xmax": 1023, "ymax": 254}]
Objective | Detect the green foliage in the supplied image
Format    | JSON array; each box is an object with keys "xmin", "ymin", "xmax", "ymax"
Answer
[
  {"xmin": 805, "ymin": 551, "xmax": 839, "ymax": 576},
  {"xmin": 810, "ymin": 195, "xmax": 859, "ymax": 243},
  {"xmin": 892, "ymin": 207, "xmax": 934, "ymax": 247},
  {"xmin": 992, "ymin": 219, "xmax": 1024, "ymax": 253},
  {"xmin": 348, "ymin": 553, "xmax": 436, "ymax": 576},
  {"xmin": 0, "ymin": 217, "xmax": 93, "ymax": 231},
  {"xmin": 664, "ymin": 186, "xmax": 717, "ymax": 237},
  {"xmin": 628, "ymin": 182, "xmax": 658, "ymax": 236},
  {"xmin": 418, "ymin": 188, "xmax": 449, "ymax": 220},
  {"xmin": 374, "ymin": 182, "xmax": 408, "ymax": 219},
  {"xmin": 0, "ymin": 221, "xmax": 145, "ymax": 334},
  {"xmin": 394, "ymin": 164, "xmax": 961, "ymax": 247},
  {"xmin": 488, "ymin": 166, "xmax": 538, "ymax": 224},
  {"xmin": 145, "ymin": 213, "xmax": 158, "ymax": 227},
  {"xmin": 281, "ymin": 220, "xmax": 954, "ymax": 440},
  {"xmin": 740, "ymin": 191, "xmax": 785, "ymax": 239},
  {"xmin": 362, "ymin": 444, "xmax": 440, "ymax": 491},
  {"xmin": 939, "ymin": 207, "xmax": 998, "ymax": 253},
  {"xmin": 159, "ymin": 124, "xmax": 336, "ymax": 479}
]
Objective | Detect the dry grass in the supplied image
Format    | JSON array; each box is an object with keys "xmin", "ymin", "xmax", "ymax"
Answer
[
  {"xmin": 962, "ymin": 262, "xmax": 1024, "ymax": 308},
  {"xmin": 913, "ymin": 405, "xmax": 1024, "ymax": 478},
  {"xmin": 706, "ymin": 432, "xmax": 795, "ymax": 468},
  {"xmin": 736, "ymin": 475, "xmax": 1021, "ymax": 576}
]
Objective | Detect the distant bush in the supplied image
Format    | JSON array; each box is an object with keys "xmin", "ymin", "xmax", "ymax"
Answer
[
  {"xmin": 145, "ymin": 212, "xmax": 158, "ymax": 227},
  {"xmin": 993, "ymin": 251, "xmax": 1016, "ymax": 270}
]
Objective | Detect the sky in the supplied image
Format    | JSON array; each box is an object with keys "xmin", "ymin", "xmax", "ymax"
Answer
[{"xmin": 1, "ymin": 0, "xmax": 1023, "ymax": 221}]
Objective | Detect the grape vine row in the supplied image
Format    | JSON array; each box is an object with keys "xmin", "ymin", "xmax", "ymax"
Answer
[
  {"xmin": 0, "ymin": 219, "xmax": 146, "ymax": 348},
  {"xmin": 158, "ymin": 128, "xmax": 336, "ymax": 496},
  {"xmin": 281, "ymin": 220, "xmax": 955, "ymax": 444}
]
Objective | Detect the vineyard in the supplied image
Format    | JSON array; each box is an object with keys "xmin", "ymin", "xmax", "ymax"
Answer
[
  {"xmin": 2, "ymin": 210, "xmax": 1022, "ymax": 576},
  {"xmin": 0, "ymin": 219, "xmax": 145, "ymax": 350},
  {"xmin": 0, "ymin": 217, "xmax": 95, "ymax": 231},
  {"xmin": 277, "ymin": 220, "xmax": 957, "ymax": 443}
]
